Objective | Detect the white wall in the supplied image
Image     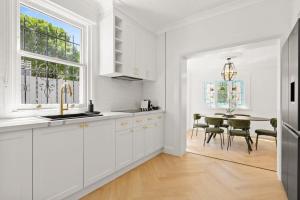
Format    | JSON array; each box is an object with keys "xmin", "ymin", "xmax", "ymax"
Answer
[
  {"xmin": 187, "ymin": 54, "xmax": 278, "ymax": 134},
  {"xmin": 162, "ymin": 0, "xmax": 290, "ymax": 156}
]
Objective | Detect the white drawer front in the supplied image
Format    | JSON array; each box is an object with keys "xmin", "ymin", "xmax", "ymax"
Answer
[
  {"xmin": 146, "ymin": 115, "xmax": 156, "ymax": 124},
  {"xmin": 133, "ymin": 116, "xmax": 146, "ymax": 127},
  {"xmin": 154, "ymin": 114, "xmax": 163, "ymax": 121},
  {"xmin": 116, "ymin": 117, "xmax": 133, "ymax": 131}
]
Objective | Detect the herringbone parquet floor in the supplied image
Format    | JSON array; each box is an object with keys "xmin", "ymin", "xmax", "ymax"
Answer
[{"xmin": 82, "ymin": 153, "xmax": 286, "ymax": 200}]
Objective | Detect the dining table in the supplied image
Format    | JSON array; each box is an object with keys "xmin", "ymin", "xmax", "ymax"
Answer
[{"xmin": 203, "ymin": 114, "xmax": 270, "ymax": 144}]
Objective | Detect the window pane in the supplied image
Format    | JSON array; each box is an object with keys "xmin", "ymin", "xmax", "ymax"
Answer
[
  {"xmin": 204, "ymin": 80, "xmax": 246, "ymax": 108},
  {"xmin": 20, "ymin": 5, "xmax": 81, "ymax": 63},
  {"xmin": 21, "ymin": 56, "xmax": 80, "ymax": 104}
]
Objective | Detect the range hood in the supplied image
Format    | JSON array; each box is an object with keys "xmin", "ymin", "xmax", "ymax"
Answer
[{"xmin": 112, "ymin": 76, "xmax": 143, "ymax": 81}]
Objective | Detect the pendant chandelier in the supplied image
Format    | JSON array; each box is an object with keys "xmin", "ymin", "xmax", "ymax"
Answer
[{"xmin": 221, "ymin": 58, "xmax": 237, "ymax": 81}]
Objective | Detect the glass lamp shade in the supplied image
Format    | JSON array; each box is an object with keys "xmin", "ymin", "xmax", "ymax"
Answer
[{"xmin": 221, "ymin": 58, "xmax": 237, "ymax": 81}]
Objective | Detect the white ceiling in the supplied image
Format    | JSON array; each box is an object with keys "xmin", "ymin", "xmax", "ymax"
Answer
[
  {"xmin": 114, "ymin": 0, "xmax": 257, "ymax": 32},
  {"xmin": 188, "ymin": 40, "xmax": 279, "ymax": 70}
]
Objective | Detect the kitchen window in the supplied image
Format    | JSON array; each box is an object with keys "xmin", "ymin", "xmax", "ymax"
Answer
[{"xmin": 16, "ymin": 1, "xmax": 89, "ymax": 109}]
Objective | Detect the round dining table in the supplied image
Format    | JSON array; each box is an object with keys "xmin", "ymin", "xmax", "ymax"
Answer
[{"xmin": 203, "ymin": 114, "xmax": 270, "ymax": 145}]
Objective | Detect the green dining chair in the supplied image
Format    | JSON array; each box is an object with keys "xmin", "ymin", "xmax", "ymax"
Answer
[
  {"xmin": 204, "ymin": 117, "xmax": 225, "ymax": 149},
  {"xmin": 214, "ymin": 112, "xmax": 229, "ymax": 133},
  {"xmin": 191, "ymin": 113, "xmax": 209, "ymax": 139},
  {"xmin": 228, "ymin": 119, "xmax": 252, "ymax": 154},
  {"xmin": 255, "ymin": 118, "xmax": 277, "ymax": 150}
]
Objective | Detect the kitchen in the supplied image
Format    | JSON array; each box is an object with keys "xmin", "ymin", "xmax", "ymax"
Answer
[{"xmin": 0, "ymin": 0, "xmax": 299, "ymax": 199}]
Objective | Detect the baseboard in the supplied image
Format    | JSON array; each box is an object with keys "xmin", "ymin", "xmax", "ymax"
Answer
[{"xmin": 66, "ymin": 149, "xmax": 163, "ymax": 200}]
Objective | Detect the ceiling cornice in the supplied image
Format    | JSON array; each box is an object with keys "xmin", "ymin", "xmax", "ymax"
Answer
[{"xmin": 156, "ymin": 0, "xmax": 266, "ymax": 34}]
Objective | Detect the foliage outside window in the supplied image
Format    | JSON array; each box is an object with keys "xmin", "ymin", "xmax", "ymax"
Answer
[
  {"xmin": 20, "ymin": 4, "xmax": 83, "ymax": 105},
  {"xmin": 204, "ymin": 80, "xmax": 245, "ymax": 109}
]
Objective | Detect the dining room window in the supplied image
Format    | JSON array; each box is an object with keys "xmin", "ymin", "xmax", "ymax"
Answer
[
  {"xmin": 204, "ymin": 80, "xmax": 245, "ymax": 108},
  {"xmin": 18, "ymin": 3, "xmax": 87, "ymax": 108}
]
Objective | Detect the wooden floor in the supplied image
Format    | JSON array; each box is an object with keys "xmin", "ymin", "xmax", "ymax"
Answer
[
  {"xmin": 81, "ymin": 153, "xmax": 286, "ymax": 200},
  {"xmin": 186, "ymin": 129, "xmax": 277, "ymax": 171}
]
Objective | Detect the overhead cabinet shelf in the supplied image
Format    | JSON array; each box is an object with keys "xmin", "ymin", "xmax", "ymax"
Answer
[{"xmin": 99, "ymin": 9, "xmax": 156, "ymax": 81}]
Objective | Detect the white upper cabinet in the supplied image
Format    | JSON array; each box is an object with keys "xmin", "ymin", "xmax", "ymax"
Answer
[
  {"xmin": 33, "ymin": 125, "xmax": 84, "ymax": 200},
  {"xmin": 0, "ymin": 130, "xmax": 32, "ymax": 200},
  {"xmin": 84, "ymin": 120, "xmax": 115, "ymax": 187},
  {"xmin": 99, "ymin": 8, "xmax": 156, "ymax": 81}
]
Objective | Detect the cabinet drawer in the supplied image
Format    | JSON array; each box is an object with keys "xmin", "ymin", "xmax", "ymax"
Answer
[
  {"xmin": 133, "ymin": 116, "xmax": 146, "ymax": 127},
  {"xmin": 146, "ymin": 114, "xmax": 163, "ymax": 124},
  {"xmin": 154, "ymin": 114, "xmax": 163, "ymax": 121},
  {"xmin": 116, "ymin": 117, "xmax": 133, "ymax": 131},
  {"xmin": 146, "ymin": 115, "xmax": 156, "ymax": 123}
]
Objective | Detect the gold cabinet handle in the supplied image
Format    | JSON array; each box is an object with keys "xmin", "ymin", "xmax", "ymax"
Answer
[
  {"xmin": 80, "ymin": 123, "xmax": 85, "ymax": 128},
  {"xmin": 121, "ymin": 122, "xmax": 128, "ymax": 126}
]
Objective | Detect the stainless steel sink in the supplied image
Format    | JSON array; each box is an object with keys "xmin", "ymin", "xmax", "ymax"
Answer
[{"xmin": 42, "ymin": 113, "xmax": 102, "ymax": 120}]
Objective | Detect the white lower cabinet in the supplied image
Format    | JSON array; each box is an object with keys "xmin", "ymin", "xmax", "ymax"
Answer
[
  {"xmin": 133, "ymin": 126, "xmax": 145, "ymax": 161},
  {"xmin": 2, "ymin": 113, "xmax": 163, "ymax": 200},
  {"xmin": 154, "ymin": 115, "xmax": 164, "ymax": 151},
  {"xmin": 84, "ymin": 120, "xmax": 115, "ymax": 187},
  {"xmin": 145, "ymin": 114, "xmax": 164, "ymax": 155},
  {"xmin": 116, "ymin": 128, "xmax": 133, "ymax": 169},
  {"xmin": 0, "ymin": 130, "xmax": 32, "ymax": 200},
  {"xmin": 144, "ymin": 124, "xmax": 155, "ymax": 155},
  {"xmin": 33, "ymin": 124, "xmax": 83, "ymax": 200}
]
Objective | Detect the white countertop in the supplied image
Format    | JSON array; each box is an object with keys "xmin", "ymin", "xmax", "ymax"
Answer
[{"xmin": 0, "ymin": 110, "xmax": 164, "ymax": 133}]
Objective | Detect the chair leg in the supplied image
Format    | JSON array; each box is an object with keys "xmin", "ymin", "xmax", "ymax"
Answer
[
  {"xmin": 227, "ymin": 135, "xmax": 231, "ymax": 150},
  {"xmin": 196, "ymin": 128, "xmax": 198, "ymax": 136},
  {"xmin": 255, "ymin": 134, "xmax": 259, "ymax": 150},
  {"xmin": 203, "ymin": 132, "xmax": 207, "ymax": 146},
  {"xmin": 222, "ymin": 133, "xmax": 225, "ymax": 145},
  {"xmin": 219, "ymin": 134, "xmax": 223, "ymax": 149},
  {"xmin": 249, "ymin": 137, "xmax": 254, "ymax": 144},
  {"xmin": 245, "ymin": 136, "xmax": 252, "ymax": 154},
  {"xmin": 275, "ymin": 137, "xmax": 277, "ymax": 146},
  {"xmin": 191, "ymin": 128, "xmax": 194, "ymax": 139},
  {"xmin": 213, "ymin": 133, "xmax": 217, "ymax": 138}
]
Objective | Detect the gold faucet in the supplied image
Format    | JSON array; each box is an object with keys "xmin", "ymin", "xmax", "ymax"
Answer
[{"xmin": 60, "ymin": 82, "xmax": 73, "ymax": 115}]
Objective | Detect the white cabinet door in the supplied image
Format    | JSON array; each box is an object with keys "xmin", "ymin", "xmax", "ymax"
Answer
[
  {"xmin": 135, "ymin": 26, "xmax": 146, "ymax": 78},
  {"xmin": 133, "ymin": 126, "xmax": 145, "ymax": 161},
  {"xmin": 33, "ymin": 124, "xmax": 83, "ymax": 200},
  {"xmin": 144, "ymin": 125, "xmax": 155, "ymax": 155},
  {"xmin": 116, "ymin": 129, "xmax": 133, "ymax": 169},
  {"xmin": 0, "ymin": 130, "xmax": 32, "ymax": 200},
  {"xmin": 143, "ymin": 33, "xmax": 156, "ymax": 81},
  {"xmin": 154, "ymin": 120, "xmax": 164, "ymax": 151},
  {"xmin": 122, "ymin": 17, "xmax": 135, "ymax": 76},
  {"xmin": 154, "ymin": 114, "xmax": 164, "ymax": 150},
  {"xmin": 84, "ymin": 120, "xmax": 115, "ymax": 187}
]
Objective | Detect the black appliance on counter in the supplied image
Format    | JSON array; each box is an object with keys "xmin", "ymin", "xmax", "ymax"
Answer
[{"xmin": 281, "ymin": 19, "xmax": 300, "ymax": 200}]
